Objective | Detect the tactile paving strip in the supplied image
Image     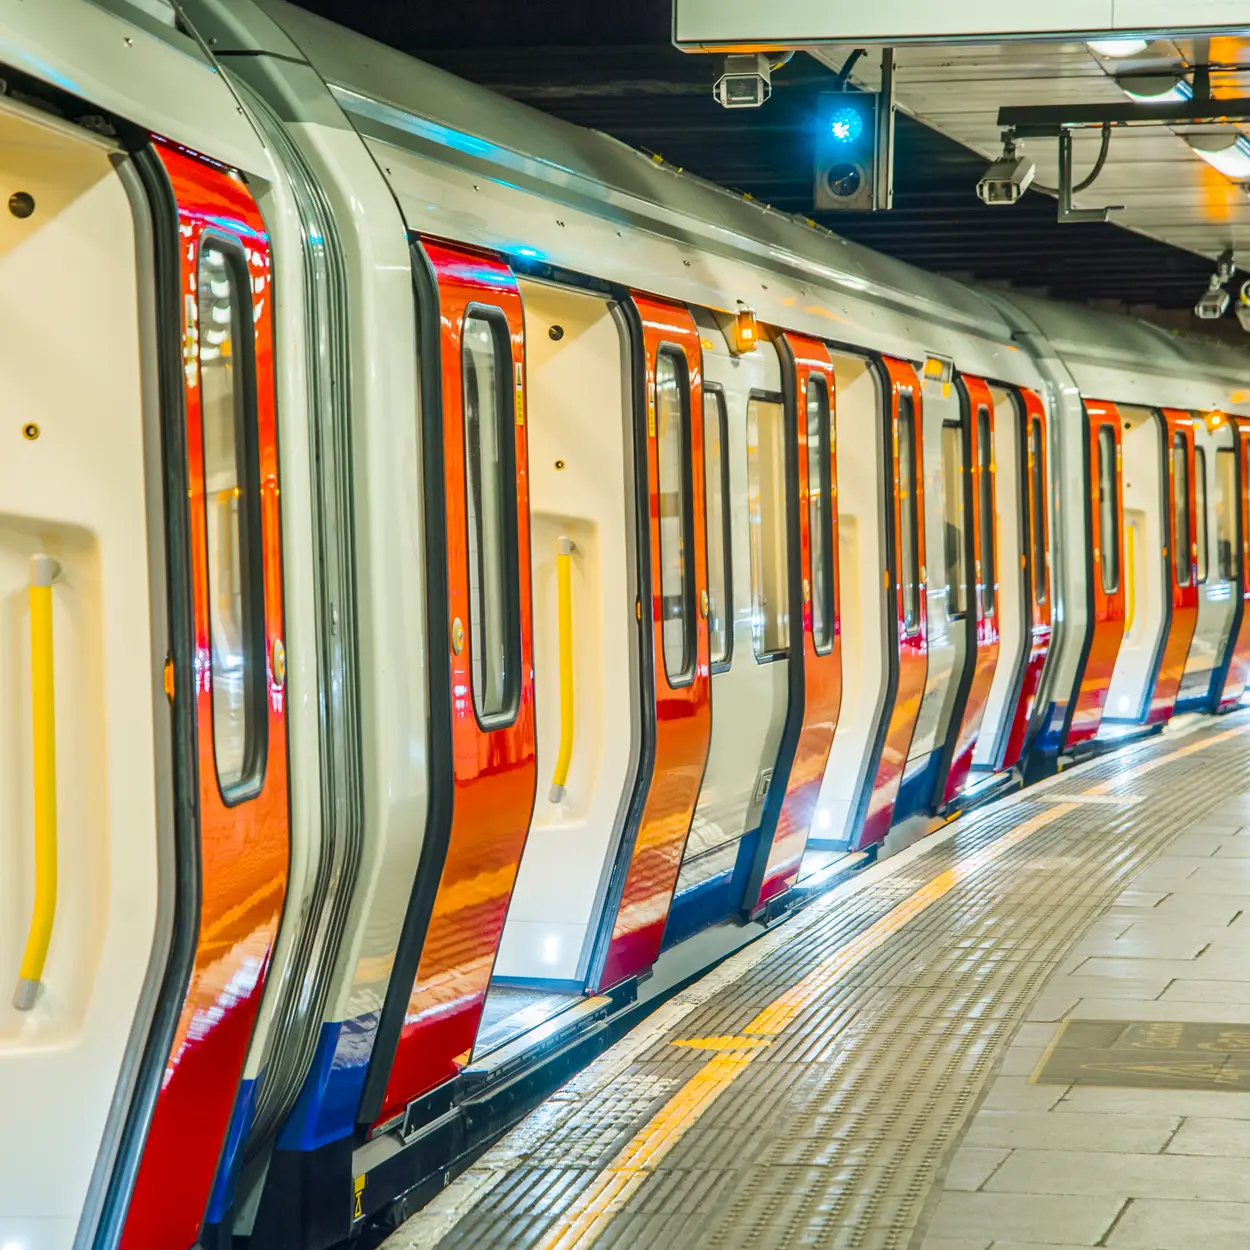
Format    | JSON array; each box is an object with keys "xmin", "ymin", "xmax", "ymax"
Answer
[{"xmin": 403, "ymin": 719, "xmax": 1250, "ymax": 1250}]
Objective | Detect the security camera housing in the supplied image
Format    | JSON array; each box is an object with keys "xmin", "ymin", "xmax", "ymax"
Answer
[
  {"xmin": 1195, "ymin": 286, "xmax": 1231, "ymax": 320},
  {"xmin": 714, "ymin": 54, "xmax": 772, "ymax": 109},
  {"xmin": 976, "ymin": 153, "xmax": 1037, "ymax": 204}
]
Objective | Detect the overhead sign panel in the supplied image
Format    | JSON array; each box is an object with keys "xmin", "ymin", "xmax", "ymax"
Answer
[{"xmin": 673, "ymin": 0, "xmax": 1250, "ymax": 46}]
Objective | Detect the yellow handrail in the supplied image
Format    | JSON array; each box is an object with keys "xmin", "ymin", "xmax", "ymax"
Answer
[
  {"xmin": 549, "ymin": 537, "xmax": 575, "ymax": 803},
  {"xmin": 14, "ymin": 555, "xmax": 59, "ymax": 1011}
]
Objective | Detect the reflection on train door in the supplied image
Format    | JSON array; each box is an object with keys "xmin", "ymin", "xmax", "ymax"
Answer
[
  {"xmin": 1002, "ymin": 388, "xmax": 1052, "ymax": 768},
  {"xmin": 120, "ymin": 143, "xmax": 291, "ymax": 1250},
  {"xmin": 941, "ymin": 374, "xmax": 998, "ymax": 803},
  {"xmin": 1149, "ymin": 409, "xmax": 1199, "ymax": 722},
  {"xmin": 855, "ymin": 357, "xmax": 927, "ymax": 850},
  {"xmin": 749, "ymin": 332, "xmax": 842, "ymax": 908},
  {"xmin": 1219, "ymin": 416, "xmax": 1250, "ymax": 708},
  {"xmin": 1067, "ymin": 400, "xmax": 1125, "ymax": 746},
  {"xmin": 364, "ymin": 240, "xmax": 536, "ymax": 1131},
  {"xmin": 595, "ymin": 295, "xmax": 711, "ymax": 990}
]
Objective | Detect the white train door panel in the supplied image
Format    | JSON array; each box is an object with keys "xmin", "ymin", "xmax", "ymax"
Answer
[{"xmin": 0, "ymin": 109, "xmax": 165, "ymax": 1248}]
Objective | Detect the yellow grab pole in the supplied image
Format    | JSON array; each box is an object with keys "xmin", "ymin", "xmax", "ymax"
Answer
[
  {"xmin": 14, "ymin": 554, "xmax": 59, "ymax": 1010},
  {"xmin": 549, "ymin": 537, "xmax": 575, "ymax": 803}
]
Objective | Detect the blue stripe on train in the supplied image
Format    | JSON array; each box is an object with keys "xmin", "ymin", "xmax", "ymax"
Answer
[{"xmin": 661, "ymin": 829, "xmax": 760, "ymax": 950}]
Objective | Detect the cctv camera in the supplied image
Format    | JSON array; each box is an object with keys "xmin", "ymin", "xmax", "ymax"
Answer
[
  {"xmin": 1195, "ymin": 275, "xmax": 1231, "ymax": 320},
  {"xmin": 977, "ymin": 138, "xmax": 1036, "ymax": 205},
  {"xmin": 714, "ymin": 54, "xmax": 772, "ymax": 109},
  {"xmin": 1237, "ymin": 301, "xmax": 1250, "ymax": 332}
]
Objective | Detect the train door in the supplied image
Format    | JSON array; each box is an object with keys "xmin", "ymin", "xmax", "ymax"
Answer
[
  {"xmin": 1177, "ymin": 415, "xmax": 1240, "ymax": 711},
  {"xmin": 1065, "ymin": 400, "xmax": 1126, "ymax": 745},
  {"xmin": 111, "ymin": 143, "xmax": 292, "ymax": 1250},
  {"xmin": 1002, "ymin": 389, "xmax": 1052, "ymax": 769},
  {"xmin": 667, "ymin": 313, "xmax": 788, "ymax": 941},
  {"xmin": 0, "ymin": 113, "xmax": 180, "ymax": 1250},
  {"xmin": 896, "ymin": 362, "xmax": 966, "ymax": 819},
  {"xmin": 593, "ymin": 294, "xmax": 711, "ymax": 992},
  {"xmin": 972, "ymin": 385, "xmax": 1028, "ymax": 772},
  {"xmin": 1218, "ymin": 416, "xmax": 1250, "ymax": 709},
  {"xmin": 939, "ymin": 374, "xmax": 1000, "ymax": 803},
  {"xmin": 360, "ymin": 240, "xmax": 537, "ymax": 1133},
  {"xmin": 1102, "ymin": 406, "xmax": 1170, "ymax": 728},
  {"xmin": 484, "ymin": 279, "xmax": 640, "ymax": 1043},
  {"xmin": 748, "ymin": 333, "xmax": 841, "ymax": 906},
  {"xmin": 810, "ymin": 355, "xmax": 924, "ymax": 853},
  {"xmin": 1146, "ymin": 409, "xmax": 1199, "ymax": 722}
]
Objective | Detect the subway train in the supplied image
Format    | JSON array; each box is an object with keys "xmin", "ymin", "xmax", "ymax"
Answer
[{"xmin": 4, "ymin": 3, "xmax": 1250, "ymax": 1248}]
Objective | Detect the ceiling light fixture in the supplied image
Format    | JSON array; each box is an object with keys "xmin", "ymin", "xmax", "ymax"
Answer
[
  {"xmin": 1186, "ymin": 131, "xmax": 1250, "ymax": 181},
  {"xmin": 1116, "ymin": 73, "xmax": 1193, "ymax": 104},
  {"xmin": 1087, "ymin": 38, "xmax": 1151, "ymax": 58}
]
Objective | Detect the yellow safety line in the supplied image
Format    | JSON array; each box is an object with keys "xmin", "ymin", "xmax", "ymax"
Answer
[
  {"xmin": 13, "ymin": 555, "xmax": 59, "ymax": 1011},
  {"xmin": 534, "ymin": 720, "xmax": 1249, "ymax": 1250}
]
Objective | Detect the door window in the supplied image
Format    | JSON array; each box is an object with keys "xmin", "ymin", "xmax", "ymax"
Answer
[
  {"xmin": 941, "ymin": 421, "xmax": 967, "ymax": 620},
  {"xmin": 746, "ymin": 395, "xmax": 789, "ymax": 658},
  {"xmin": 1030, "ymin": 416, "xmax": 1047, "ymax": 605},
  {"xmin": 1171, "ymin": 433, "xmax": 1191, "ymax": 588},
  {"xmin": 1195, "ymin": 445, "xmax": 1209, "ymax": 585},
  {"xmin": 898, "ymin": 394, "xmax": 921, "ymax": 635},
  {"xmin": 1097, "ymin": 424, "xmax": 1120, "ymax": 594},
  {"xmin": 1217, "ymin": 447, "xmax": 1237, "ymax": 583},
  {"xmin": 463, "ymin": 309, "xmax": 521, "ymax": 721},
  {"xmin": 806, "ymin": 374, "xmax": 835, "ymax": 654},
  {"xmin": 703, "ymin": 387, "xmax": 732, "ymax": 667},
  {"xmin": 656, "ymin": 348, "xmax": 694, "ymax": 683},
  {"xmin": 977, "ymin": 406, "xmax": 995, "ymax": 617},
  {"xmin": 198, "ymin": 238, "xmax": 267, "ymax": 800}
]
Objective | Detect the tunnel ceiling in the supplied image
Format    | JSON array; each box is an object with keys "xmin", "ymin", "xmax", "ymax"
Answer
[{"xmin": 292, "ymin": 0, "xmax": 1229, "ymax": 331}]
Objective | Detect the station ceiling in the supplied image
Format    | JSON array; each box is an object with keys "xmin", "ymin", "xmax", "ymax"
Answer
[{"xmin": 293, "ymin": 0, "xmax": 1240, "ymax": 333}]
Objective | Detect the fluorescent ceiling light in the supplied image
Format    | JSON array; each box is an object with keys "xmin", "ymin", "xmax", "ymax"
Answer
[
  {"xmin": 1187, "ymin": 131, "xmax": 1250, "ymax": 181},
  {"xmin": 1087, "ymin": 38, "xmax": 1151, "ymax": 57},
  {"xmin": 1117, "ymin": 74, "xmax": 1193, "ymax": 104}
]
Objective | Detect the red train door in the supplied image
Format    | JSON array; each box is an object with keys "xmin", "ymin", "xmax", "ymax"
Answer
[
  {"xmin": 942, "ymin": 374, "xmax": 999, "ymax": 802},
  {"xmin": 1003, "ymin": 388, "xmax": 1053, "ymax": 768},
  {"xmin": 366, "ymin": 240, "xmax": 537, "ymax": 1131},
  {"xmin": 855, "ymin": 356, "xmax": 927, "ymax": 850},
  {"xmin": 1219, "ymin": 416, "xmax": 1250, "ymax": 708},
  {"xmin": 595, "ymin": 294, "xmax": 711, "ymax": 991},
  {"xmin": 1067, "ymin": 399, "xmax": 1127, "ymax": 746},
  {"xmin": 1149, "ymin": 408, "xmax": 1200, "ymax": 722},
  {"xmin": 121, "ymin": 143, "xmax": 290, "ymax": 1249},
  {"xmin": 751, "ymin": 333, "xmax": 842, "ymax": 908}
]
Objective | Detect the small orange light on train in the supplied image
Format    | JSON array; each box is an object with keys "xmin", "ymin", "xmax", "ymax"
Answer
[{"xmin": 730, "ymin": 304, "xmax": 758, "ymax": 354}]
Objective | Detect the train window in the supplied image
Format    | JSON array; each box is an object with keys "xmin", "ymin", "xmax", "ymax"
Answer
[
  {"xmin": 1217, "ymin": 448, "xmax": 1238, "ymax": 583},
  {"xmin": 463, "ymin": 309, "xmax": 521, "ymax": 722},
  {"xmin": 746, "ymin": 394, "xmax": 790, "ymax": 659},
  {"xmin": 941, "ymin": 422, "xmax": 967, "ymax": 620},
  {"xmin": 198, "ymin": 238, "xmax": 267, "ymax": 801},
  {"xmin": 1029, "ymin": 416, "xmax": 1047, "ymax": 605},
  {"xmin": 898, "ymin": 393, "xmax": 921, "ymax": 635},
  {"xmin": 806, "ymin": 374, "xmax": 835, "ymax": 655},
  {"xmin": 656, "ymin": 348, "xmax": 694, "ymax": 684},
  {"xmin": 1195, "ymin": 445, "xmax": 1209, "ymax": 584},
  {"xmin": 1171, "ymin": 433, "xmax": 1191, "ymax": 588},
  {"xmin": 704, "ymin": 387, "xmax": 732, "ymax": 667},
  {"xmin": 1097, "ymin": 424, "xmax": 1120, "ymax": 594},
  {"xmin": 977, "ymin": 407, "xmax": 995, "ymax": 617}
]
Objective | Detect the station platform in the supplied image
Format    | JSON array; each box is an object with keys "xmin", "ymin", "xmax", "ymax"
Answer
[{"xmin": 383, "ymin": 713, "xmax": 1250, "ymax": 1250}]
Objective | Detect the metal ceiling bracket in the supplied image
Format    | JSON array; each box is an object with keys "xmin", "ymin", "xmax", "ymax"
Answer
[
  {"xmin": 1057, "ymin": 129, "xmax": 1122, "ymax": 224},
  {"xmin": 999, "ymin": 97, "xmax": 1250, "ymax": 137}
]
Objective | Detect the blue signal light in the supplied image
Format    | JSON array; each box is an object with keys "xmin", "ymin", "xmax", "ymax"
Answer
[{"xmin": 829, "ymin": 106, "xmax": 864, "ymax": 144}]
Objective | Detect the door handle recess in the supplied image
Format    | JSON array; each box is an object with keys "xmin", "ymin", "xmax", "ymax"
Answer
[
  {"xmin": 14, "ymin": 554, "xmax": 59, "ymax": 1010},
  {"xmin": 549, "ymin": 537, "xmax": 575, "ymax": 803}
]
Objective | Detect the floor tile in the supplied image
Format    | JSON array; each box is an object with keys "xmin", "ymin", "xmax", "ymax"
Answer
[
  {"xmin": 1165, "ymin": 1117, "xmax": 1250, "ymax": 1157},
  {"xmin": 1157, "ymin": 978, "xmax": 1250, "ymax": 1004},
  {"xmin": 1054, "ymin": 1085, "xmax": 1250, "ymax": 1118},
  {"xmin": 943, "ymin": 1146, "xmax": 1011, "ymax": 1192},
  {"xmin": 964, "ymin": 1110, "xmax": 1178, "ymax": 1154},
  {"xmin": 1106, "ymin": 1197, "xmax": 1250, "ymax": 1249},
  {"xmin": 986, "ymin": 1147, "xmax": 1250, "ymax": 1201},
  {"xmin": 925, "ymin": 1192, "xmax": 1123, "ymax": 1245},
  {"xmin": 981, "ymin": 1077, "xmax": 1069, "ymax": 1112},
  {"xmin": 1043, "ymin": 975, "xmax": 1171, "ymax": 1002}
]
